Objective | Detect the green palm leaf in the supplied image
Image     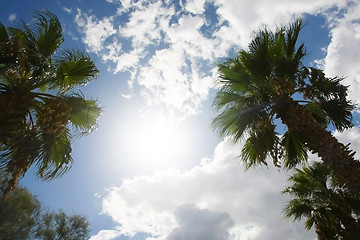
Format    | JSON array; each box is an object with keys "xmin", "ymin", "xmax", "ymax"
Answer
[
  {"xmin": 65, "ymin": 94, "xmax": 102, "ymax": 136},
  {"xmin": 211, "ymin": 104, "xmax": 267, "ymax": 143},
  {"xmin": 0, "ymin": 23, "xmax": 9, "ymax": 43},
  {"xmin": 282, "ymin": 130, "xmax": 308, "ymax": 168},
  {"xmin": 212, "ymin": 21, "xmax": 307, "ymax": 169},
  {"xmin": 303, "ymin": 67, "xmax": 354, "ymax": 131},
  {"xmin": 32, "ymin": 10, "xmax": 64, "ymax": 58},
  {"xmin": 53, "ymin": 50, "xmax": 98, "ymax": 91},
  {"xmin": 241, "ymin": 119, "xmax": 278, "ymax": 168},
  {"xmin": 283, "ymin": 162, "xmax": 360, "ymax": 237},
  {"xmin": 0, "ymin": 11, "xmax": 101, "ymax": 198},
  {"xmin": 0, "ymin": 127, "xmax": 41, "ymax": 175},
  {"xmin": 303, "ymin": 102, "xmax": 328, "ymax": 127},
  {"xmin": 36, "ymin": 130, "xmax": 72, "ymax": 180},
  {"xmin": 283, "ymin": 198, "xmax": 313, "ymax": 221},
  {"xmin": 217, "ymin": 59, "xmax": 252, "ymax": 92}
]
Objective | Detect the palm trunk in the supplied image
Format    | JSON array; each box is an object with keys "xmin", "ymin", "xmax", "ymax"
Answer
[
  {"xmin": 274, "ymin": 96, "xmax": 360, "ymax": 195},
  {"xmin": 314, "ymin": 224, "xmax": 327, "ymax": 240},
  {"xmin": 335, "ymin": 201, "xmax": 360, "ymax": 238},
  {"xmin": 339, "ymin": 213, "xmax": 360, "ymax": 238}
]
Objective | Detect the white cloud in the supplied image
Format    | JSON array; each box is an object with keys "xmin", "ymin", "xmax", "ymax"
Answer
[
  {"xmin": 93, "ymin": 138, "xmax": 316, "ymax": 240},
  {"xmin": 167, "ymin": 204, "xmax": 234, "ymax": 240},
  {"xmin": 136, "ymin": 47, "xmax": 211, "ymax": 115},
  {"xmin": 181, "ymin": 0, "xmax": 206, "ymax": 14},
  {"xmin": 89, "ymin": 229, "xmax": 121, "ymax": 240},
  {"xmin": 91, "ymin": 127, "xmax": 360, "ymax": 240},
  {"xmin": 212, "ymin": 0, "xmax": 349, "ymax": 49},
  {"xmin": 323, "ymin": 2, "xmax": 360, "ymax": 104},
  {"xmin": 74, "ymin": 9, "xmax": 117, "ymax": 53},
  {"xmin": 8, "ymin": 13, "xmax": 16, "ymax": 21},
  {"xmin": 119, "ymin": 1, "xmax": 172, "ymax": 48},
  {"xmin": 333, "ymin": 127, "xmax": 360, "ymax": 159},
  {"xmin": 63, "ymin": 7, "xmax": 72, "ymax": 13},
  {"xmin": 74, "ymin": 0, "xmax": 354, "ymax": 116}
]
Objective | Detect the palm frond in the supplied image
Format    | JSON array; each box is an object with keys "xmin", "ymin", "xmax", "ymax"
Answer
[
  {"xmin": 0, "ymin": 23, "xmax": 12, "ymax": 85},
  {"xmin": 304, "ymin": 218, "xmax": 315, "ymax": 231},
  {"xmin": 0, "ymin": 127, "xmax": 41, "ymax": 174},
  {"xmin": 285, "ymin": 163, "xmax": 331, "ymax": 199},
  {"xmin": 0, "ymin": 23, "xmax": 10, "ymax": 45},
  {"xmin": 281, "ymin": 130, "xmax": 308, "ymax": 169},
  {"xmin": 218, "ymin": 58, "xmax": 251, "ymax": 86},
  {"xmin": 211, "ymin": 102, "xmax": 268, "ymax": 143},
  {"xmin": 212, "ymin": 91, "xmax": 258, "ymax": 112},
  {"xmin": 303, "ymin": 68, "xmax": 355, "ymax": 131},
  {"xmin": 52, "ymin": 50, "xmax": 98, "ymax": 91},
  {"xmin": 241, "ymin": 119, "xmax": 278, "ymax": 168},
  {"xmin": 303, "ymin": 102, "xmax": 328, "ymax": 127},
  {"xmin": 283, "ymin": 198, "xmax": 313, "ymax": 221},
  {"xmin": 36, "ymin": 129, "xmax": 72, "ymax": 180},
  {"xmin": 65, "ymin": 93, "xmax": 102, "ymax": 136},
  {"xmin": 240, "ymin": 36, "xmax": 272, "ymax": 80},
  {"xmin": 31, "ymin": 10, "xmax": 63, "ymax": 59},
  {"xmin": 284, "ymin": 19, "xmax": 303, "ymax": 58},
  {"xmin": 282, "ymin": 162, "xmax": 360, "ymax": 236}
]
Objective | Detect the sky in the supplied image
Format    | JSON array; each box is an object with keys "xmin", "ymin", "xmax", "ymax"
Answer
[{"xmin": 1, "ymin": 0, "xmax": 360, "ymax": 239}]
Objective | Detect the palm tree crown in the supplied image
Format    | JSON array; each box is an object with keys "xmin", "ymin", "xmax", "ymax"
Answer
[
  {"xmin": 0, "ymin": 11, "xmax": 101, "ymax": 198},
  {"xmin": 212, "ymin": 20, "xmax": 360, "ymax": 194},
  {"xmin": 283, "ymin": 162, "xmax": 360, "ymax": 239}
]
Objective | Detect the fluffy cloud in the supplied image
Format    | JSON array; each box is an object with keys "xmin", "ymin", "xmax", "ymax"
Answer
[
  {"xmin": 167, "ymin": 204, "xmax": 234, "ymax": 240},
  {"xmin": 75, "ymin": 9, "xmax": 117, "ymax": 53},
  {"xmin": 334, "ymin": 127, "xmax": 360, "ymax": 159},
  {"xmin": 74, "ymin": 0, "xmax": 357, "ymax": 116},
  {"xmin": 91, "ymin": 125, "xmax": 360, "ymax": 240},
  {"xmin": 181, "ymin": 0, "xmax": 206, "ymax": 15},
  {"xmin": 89, "ymin": 229, "xmax": 120, "ymax": 240},
  {"xmin": 91, "ymin": 138, "xmax": 316, "ymax": 240},
  {"xmin": 323, "ymin": 2, "xmax": 360, "ymax": 103}
]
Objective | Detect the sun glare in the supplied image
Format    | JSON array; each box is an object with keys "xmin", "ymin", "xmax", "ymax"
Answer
[{"xmin": 124, "ymin": 111, "xmax": 188, "ymax": 170}]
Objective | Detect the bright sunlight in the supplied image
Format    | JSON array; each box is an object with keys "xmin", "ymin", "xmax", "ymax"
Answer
[{"xmin": 124, "ymin": 110, "xmax": 188, "ymax": 170}]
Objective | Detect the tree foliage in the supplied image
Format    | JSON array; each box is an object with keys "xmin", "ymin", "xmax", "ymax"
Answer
[
  {"xmin": 0, "ymin": 182, "xmax": 90, "ymax": 240},
  {"xmin": 35, "ymin": 211, "xmax": 90, "ymax": 240},
  {"xmin": 283, "ymin": 162, "xmax": 360, "ymax": 239},
  {"xmin": 0, "ymin": 186, "xmax": 41, "ymax": 239},
  {"xmin": 0, "ymin": 10, "xmax": 101, "ymax": 198},
  {"xmin": 212, "ymin": 19, "xmax": 360, "ymax": 194}
]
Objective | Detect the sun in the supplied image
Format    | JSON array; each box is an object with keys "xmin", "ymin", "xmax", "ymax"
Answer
[{"xmin": 124, "ymin": 110, "xmax": 188, "ymax": 170}]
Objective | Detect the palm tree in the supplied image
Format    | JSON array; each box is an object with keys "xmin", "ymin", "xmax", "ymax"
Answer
[
  {"xmin": 0, "ymin": 11, "xmax": 101, "ymax": 199},
  {"xmin": 211, "ymin": 19, "xmax": 360, "ymax": 195},
  {"xmin": 283, "ymin": 162, "xmax": 360, "ymax": 239}
]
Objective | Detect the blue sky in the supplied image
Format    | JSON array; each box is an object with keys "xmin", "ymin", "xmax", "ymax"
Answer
[{"xmin": 1, "ymin": 0, "xmax": 360, "ymax": 239}]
